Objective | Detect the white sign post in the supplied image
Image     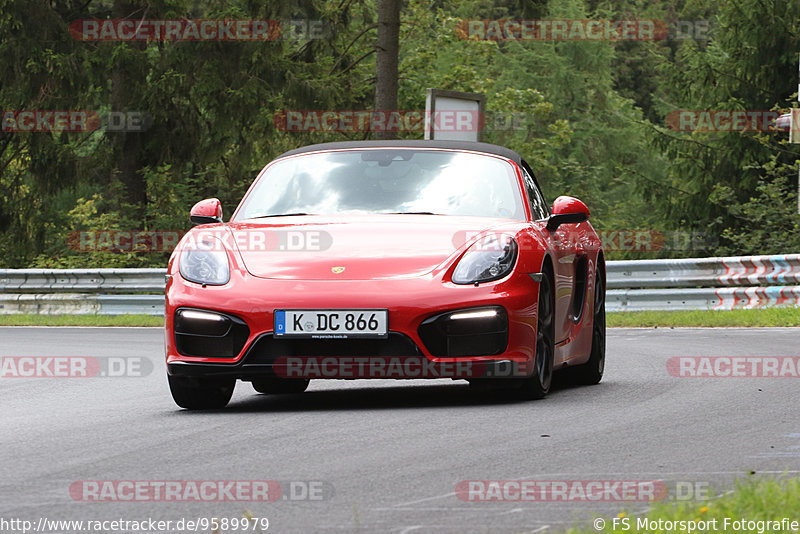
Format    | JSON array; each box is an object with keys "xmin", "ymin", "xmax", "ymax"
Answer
[{"xmin": 424, "ymin": 89, "xmax": 485, "ymax": 142}]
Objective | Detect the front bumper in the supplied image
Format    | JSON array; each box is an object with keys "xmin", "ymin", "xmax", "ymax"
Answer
[{"xmin": 165, "ymin": 273, "xmax": 539, "ymax": 379}]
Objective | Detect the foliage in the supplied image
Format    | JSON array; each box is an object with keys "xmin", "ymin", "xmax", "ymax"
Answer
[{"xmin": 566, "ymin": 476, "xmax": 800, "ymax": 534}]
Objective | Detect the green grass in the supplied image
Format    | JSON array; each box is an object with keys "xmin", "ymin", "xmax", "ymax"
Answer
[
  {"xmin": 607, "ymin": 307, "xmax": 800, "ymax": 328},
  {"xmin": 0, "ymin": 308, "xmax": 799, "ymax": 327},
  {"xmin": 566, "ymin": 476, "xmax": 800, "ymax": 534},
  {"xmin": 0, "ymin": 314, "xmax": 163, "ymax": 327}
]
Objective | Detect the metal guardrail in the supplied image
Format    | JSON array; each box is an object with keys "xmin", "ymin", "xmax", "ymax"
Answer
[
  {"xmin": 2, "ymin": 254, "xmax": 800, "ymax": 315},
  {"xmin": 607, "ymin": 254, "xmax": 800, "ymax": 289},
  {"xmin": 607, "ymin": 254, "xmax": 800, "ymax": 312},
  {"xmin": 0, "ymin": 293, "xmax": 166, "ymax": 315},
  {"xmin": 0, "ymin": 269, "xmax": 167, "ymax": 315},
  {"xmin": 607, "ymin": 285, "xmax": 800, "ymax": 312},
  {"xmin": 0, "ymin": 268, "xmax": 166, "ymax": 293}
]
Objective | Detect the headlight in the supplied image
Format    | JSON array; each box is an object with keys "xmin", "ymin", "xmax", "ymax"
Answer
[
  {"xmin": 452, "ymin": 235, "xmax": 518, "ymax": 285},
  {"xmin": 179, "ymin": 238, "xmax": 230, "ymax": 285}
]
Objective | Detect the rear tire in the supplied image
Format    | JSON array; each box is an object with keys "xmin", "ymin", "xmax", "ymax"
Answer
[
  {"xmin": 168, "ymin": 375, "xmax": 235, "ymax": 410},
  {"xmin": 252, "ymin": 377, "xmax": 310, "ymax": 394},
  {"xmin": 572, "ymin": 267, "xmax": 605, "ymax": 385},
  {"xmin": 515, "ymin": 269, "xmax": 555, "ymax": 400}
]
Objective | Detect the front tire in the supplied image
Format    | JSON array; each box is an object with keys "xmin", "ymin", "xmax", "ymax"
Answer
[
  {"xmin": 572, "ymin": 267, "xmax": 605, "ymax": 385},
  {"xmin": 516, "ymin": 269, "xmax": 555, "ymax": 400},
  {"xmin": 168, "ymin": 375, "xmax": 235, "ymax": 410}
]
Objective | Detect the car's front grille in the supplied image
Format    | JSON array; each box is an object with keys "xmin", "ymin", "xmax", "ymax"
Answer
[
  {"xmin": 418, "ymin": 306, "xmax": 508, "ymax": 357},
  {"xmin": 174, "ymin": 308, "xmax": 250, "ymax": 358},
  {"xmin": 243, "ymin": 332, "xmax": 423, "ymax": 364}
]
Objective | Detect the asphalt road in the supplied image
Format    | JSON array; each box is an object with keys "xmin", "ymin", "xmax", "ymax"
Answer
[{"xmin": 1, "ymin": 327, "xmax": 799, "ymax": 534}]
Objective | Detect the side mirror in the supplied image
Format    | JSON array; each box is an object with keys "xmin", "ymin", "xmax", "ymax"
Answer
[
  {"xmin": 190, "ymin": 198, "xmax": 223, "ymax": 225},
  {"xmin": 546, "ymin": 196, "xmax": 589, "ymax": 232}
]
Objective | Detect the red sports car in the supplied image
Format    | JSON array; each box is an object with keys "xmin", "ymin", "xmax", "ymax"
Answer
[{"xmin": 165, "ymin": 140, "xmax": 605, "ymax": 409}]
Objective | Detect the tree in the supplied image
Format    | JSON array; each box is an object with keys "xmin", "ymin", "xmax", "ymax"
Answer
[
  {"xmin": 644, "ymin": 0, "xmax": 800, "ymax": 254},
  {"xmin": 0, "ymin": 0, "xmax": 381, "ymax": 267},
  {"xmin": 375, "ymin": 0, "xmax": 402, "ymax": 140}
]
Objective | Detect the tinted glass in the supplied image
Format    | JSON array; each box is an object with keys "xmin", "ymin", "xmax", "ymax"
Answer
[
  {"xmin": 235, "ymin": 149, "xmax": 526, "ymax": 221},
  {"xmin": 521, "ymin": 165, "xmax": 549, "ymax": 220}
]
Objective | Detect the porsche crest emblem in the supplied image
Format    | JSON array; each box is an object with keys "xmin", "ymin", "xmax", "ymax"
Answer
[{"xmin": 331, "ymin": 266, "xmax": 346, "ymax": 274}]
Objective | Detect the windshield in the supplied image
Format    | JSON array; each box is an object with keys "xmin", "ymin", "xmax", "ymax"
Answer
[{"xmin": 233, "ymin": 149, "xmax": 526, "ymax": 221}]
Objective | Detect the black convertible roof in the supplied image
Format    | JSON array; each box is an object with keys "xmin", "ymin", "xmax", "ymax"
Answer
[{"xmin": 276, "ymin": 140, "xmax": 523, "ymax": 165}]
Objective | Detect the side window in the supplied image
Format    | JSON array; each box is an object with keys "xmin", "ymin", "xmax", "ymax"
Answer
[{"xmin": 520, "ymin": 163, "xmax": 549, "ymax": 220}]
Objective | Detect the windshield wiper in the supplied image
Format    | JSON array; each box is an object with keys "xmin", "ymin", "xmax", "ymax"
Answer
[
  {"xmin": 250, "ymin": 213, "xmax": 313, "ymax": 219},
  {"xmin": 250, "ymin": 212, "xmax": 439, "ymax": 218},
  {"xmin": 387, "ymin": 211, "xmax": 439, "ymax": 215}
]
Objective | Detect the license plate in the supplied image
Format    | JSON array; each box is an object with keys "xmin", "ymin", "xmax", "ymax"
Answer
[{"xmin": 274, "ymin": 309, "xmax": 388, "ymax": 339}]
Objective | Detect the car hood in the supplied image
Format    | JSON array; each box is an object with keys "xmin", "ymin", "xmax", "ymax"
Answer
[{"xmin": 226, "ymin": 215, "xmax": 516, "ymax": 280}]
